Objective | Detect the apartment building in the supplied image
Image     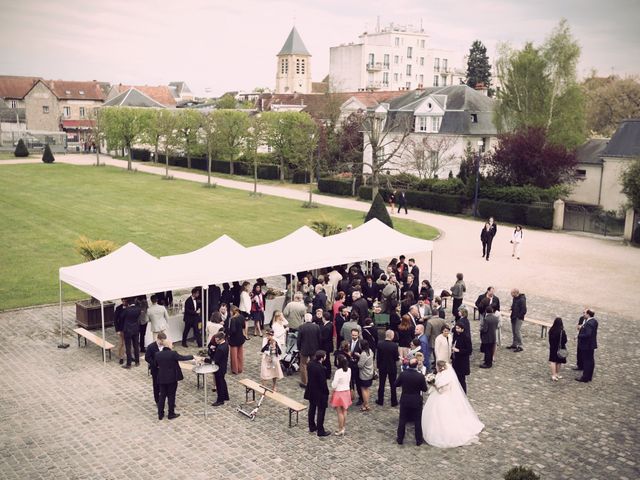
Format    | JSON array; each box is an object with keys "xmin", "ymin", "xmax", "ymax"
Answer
[{"xmin": 329, "ymin": 23, "xmax": 464, "ymax": 92}]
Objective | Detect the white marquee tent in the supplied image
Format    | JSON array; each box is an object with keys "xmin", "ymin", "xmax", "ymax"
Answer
[{"xmin": 58, "ymin": 219, "xmax": 434, "ymax": 362}]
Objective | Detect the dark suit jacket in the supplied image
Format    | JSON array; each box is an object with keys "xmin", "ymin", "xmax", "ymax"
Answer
[
  {"xmin": 352, "ymin": 298, "xmax": 370, "ymax": 326},
  {"xmin": 228, "ymin": 314, "xmax": 246, "ymax": 347},
  {"xmin": 320, "ymin": 321, "xmax": 334, "ymax": 353},
  {"xmin": 480, "ymin": 313, "xmax": 500, "ymax": 344},
  {"xmin": 183, "ymin": 296, "xmax": 201, "ymax": 323},
  {"xmin": 376, "ymin": 340, "xmax": 399, "ymax": 373},
  {"xmin": 394, "ymin": 368, "xmax": 427, "ymax": 408},
  {"xmin": 114, "ymin": 304, "xmax": 125, "ymax": 332},
  {"xmin": 312, "ymin": 291, "xmax": 328, "ymax": 313},
  {"xmin": 304, "ymin": 360, "xmax": 329, "ymax": 406},
  {"xmin": 577, "ymin": 317, "xmax": 598, "ymax": 350},
  {"xmin": 362, "ymin": 282, "xmax": 379, "ymax": 305},
  {"xmin": 144, "ymin": 341, "xmax": 162, "ymax": 376},
  {"xmin": 475, "ymin": 294, "xmax": 501, "ymax": 315},
  {"xmin": 452, "ymin": 333, "xmax": 472, "ymax": 376},
  {"xmin": 297, "ymin": 322, "xmax": 321, "ymax": 356},
  {"xmin": 155, "ymin": 348, "xmax": 194, "ymax": 384},
  {"xmin": 122, "ymin": 304, "xmax": 142, "ymax": 334},
  {"xmin": 456, "ymin": 316, "xmax": 472, "ymax": 348},
  {"xmin": 213, "ymin": 341, "xmax": 229, "ymax": 374},
  {"xmin": 410, "ymin": 265, "xmax": 420, "ymax": 286}
]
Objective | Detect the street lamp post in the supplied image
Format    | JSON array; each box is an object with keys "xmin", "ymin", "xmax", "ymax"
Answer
[{"xmin": 472, "ymin": 139, "xmax": 484, "ymax": 217}]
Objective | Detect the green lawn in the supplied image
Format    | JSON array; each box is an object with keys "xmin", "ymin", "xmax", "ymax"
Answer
[
  {"xmin": 0, "ymin": 151, "xmax": 38, "ymax": 160},
  {"xmin": 0, "ymin": 163, "xmax": 438, "ymax": 310}
]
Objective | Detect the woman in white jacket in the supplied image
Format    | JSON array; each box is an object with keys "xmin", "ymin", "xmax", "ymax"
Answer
[
  {"xmin": 511, "ymin": 225, "xmax": 524, "ymax": 260},
  {"xmin": 434, "ymin": 324, "xmax": 453, "ymax": 364}
]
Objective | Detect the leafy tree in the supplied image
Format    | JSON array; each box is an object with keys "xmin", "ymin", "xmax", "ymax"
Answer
[
  {"xmin": 485, "ymin": 126, "xmax": 577, "ymax": 188},
  {"xmin": 216, "ymin": 94, "xmax": 237, "ymax": 109},
  {"xmin": 309, "ymin": 217, "xmax": 343, "ymax": 236},
  {"xmin": 176, "ymin": 109, "xmax": 203, "ymax": 169},
  {"xmin": 244, "ymin": 114, "xmax": 266, "ymax": 194},
  {"xmin": 88, "ymin": 107, "xmax": 105, "ymax": 166},
  {"xmin": 157, "ymin": 109, "xmax": 179, "ymax": 179},
  {"xmin": 361, "ymin": 107, "xmax": 413, "ymax": 199},
  {"xmin": 457, "ymin": 143, "xmax": 476, "ymax": 184},
  {"xmin": 262, "ymin": 111, "xmax": 318, "ymax": 181},
  {"xmin": 334, "ymin": 112, "xmax": 365, "ymax": 195},
  {"xmin": 14, "ymin": 138, "xmax": 29, "ymax": 157},
  {"xmin": 495, "ymin": 19, "xmax": 586, "ymax": 149},
  {"xmin": 584, "ymin": 75, "xmax": 640, "ymax": 137},
  {"xmin": 465, "ymin": 40, "xmax": 492, "ymax": 95},
  {"xmin": 365, "ymin": 192, "xmax": 393, "ymax": 229},
  {"xmin": 208, "ymin": 110, "xmax": 250, "ymax": 175},
  {"xmin": 100, "ymin": 107, "xmax": 146, "ymax": 170},
  {"xmin": 622, "ymin": 158, "xmax": 640, "ymax": 211},
  {"xmin": 42, "ymin": 144, "xmax": 55, "ymax": 163}
]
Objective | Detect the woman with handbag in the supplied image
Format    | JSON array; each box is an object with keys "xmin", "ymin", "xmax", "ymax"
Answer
[{"xmin": 548, "ymin": 317, "xmax": 568, "ymax": 381}]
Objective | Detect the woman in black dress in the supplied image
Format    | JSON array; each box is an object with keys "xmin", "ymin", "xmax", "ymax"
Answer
[{"xmin": 548, "ymin": 317, "xmax": 568, "ymax": 382}]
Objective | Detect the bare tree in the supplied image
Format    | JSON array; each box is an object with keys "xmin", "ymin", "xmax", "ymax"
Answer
[
  {"xmin": 361, "ymin": 107, "xmax": 413, "ymax": 199},
  {"xmin": 405, "ymin": 134, "xmax": 459, "ymax": 179}
]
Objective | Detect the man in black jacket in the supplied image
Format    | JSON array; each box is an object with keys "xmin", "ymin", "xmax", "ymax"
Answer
[
  {"xmin": 576, "ymin": 309, "xmax": 598, "ymax": 383},
  {"xmin": 395, "ymin": 358, "xmax": 427, "ymax": 445},
  {"xmin": 508, "ymin": 289, "xmax": 527, "ymax": 352},
  {"xmin": 451, "ymin": 322, "xmax": 472, "ymax": 393},
  {"xmin": 297, "ymin": 314, "xmax": 321, "ymax": 388},
  {"xmin": 144, "ymin": 332, "xmax": 167, "ymax": 404},
  {"xmin": 304, "ymin": 350, "xmax": 331, "ymax": 437},
  {"xmin": 376, "ymin": 330, "xmax": 399, "ymax": 407},
  {"xmin": 114, "ymin": 298, "xmax": 127, "ymax": 365},
  {"xmin": 319, "ymin": 312, "xmax": 334, "ymax": 379},
  {"xmin": 155, "ymin": 342, "xmax": 194, "ymax": 420},
  {"xmin": 211, "ymin": 332, "xmax": 230, "ymax": 405},
  {"xmin": 182, "ymin": 288, "xmax": 202, "ymax": 348},
  {"xmin": 122, "ymin": 298, "xmax": 142, "ymax": 369},
  {"xmin": 351, "ymin": 291, "xmax": 369, "ymax": 327},
  {"xmin": 475, "ymin": 286, "xmax": 501, "ymax": 319}
]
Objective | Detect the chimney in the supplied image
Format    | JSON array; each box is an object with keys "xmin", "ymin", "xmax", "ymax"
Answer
[{"xmin": 474, "ymin": 82, "xmax": 488, "ymax": 96}]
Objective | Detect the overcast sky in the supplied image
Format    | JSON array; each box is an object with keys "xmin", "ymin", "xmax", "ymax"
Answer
[{"xmin": 1, "ymin": 0, "xmax": 638, "ymax": 97}]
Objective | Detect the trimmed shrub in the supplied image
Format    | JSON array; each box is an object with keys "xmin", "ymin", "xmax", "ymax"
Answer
[
  {"xmin": 291, "ymin": 170, "xmax": 310, "ymax": 184},
  {"xmin": 526, "ymin": 204, "xmax": 554, "ymax": 229},
  {"xmin": 309, "ymin": 218, "xmax": 343, "ymax": 236},
  {"xmin": 318, "ymin": 178, "xmax": 353, "ymax": 196},
  {"xmin": 75, "ymin": 236, "xmax": 118, "ymax": 261},
  {"xmin": 365, "ymin": 193, "xmax": 393, "ymax": 228},
  {"xmin": 478, "ymin": 199, "xmax": 553, "ymax": 229},
  {"xmin": 14, "ymin": 139, "xmax": 29, "ymax": 157},
  {"xmin": 405, "ymin": 190, "xmax": 466, "ymax": 214},
  {"xmin": 429, "ymin": 178, "xmax": 466, "ymax": 195},
  {"xmin": 42, "ymin": 144, "xmax": 55, "ymax": 163},
  {"xmin": 504, "ymin": 466, "xmax": 540, "ymax": 480},
  {"xmin": 131, "ymin": 148, "xmax": 151, "ymax": 161}
]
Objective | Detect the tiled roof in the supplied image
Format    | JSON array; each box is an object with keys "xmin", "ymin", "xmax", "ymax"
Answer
[
  {"xmin": 110, "ymin": 84, "xmax": 176, "ymax": 106},
  {"xmin": 278, "ymin": 27, "xmax": 311, "ymax": 56},
  {"xmin": 576, "ymin": 139, "xmax": 608, "ymax": 164},
  {"xmin": 46, "ymin": 80, "xmax": 106, "ymax": 100},
  {"xmin": 602, "ymin": 119, "xmax": 640, "ymax": 157},
  {"xmin": 0, "ymin": 75, "xmax": 41, "ymax": 99}
]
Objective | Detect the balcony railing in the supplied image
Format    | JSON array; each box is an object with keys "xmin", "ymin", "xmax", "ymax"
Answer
[{"xmin": 366, "ymin": 62, "xmax": 388, "ymax": 71}]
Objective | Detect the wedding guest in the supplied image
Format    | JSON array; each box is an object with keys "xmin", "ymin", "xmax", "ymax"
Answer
[
  {"xmin": 434, "ymin": 325, "xmax": 452, "ymax": 364},
  {"xmin": 479, "ymin": 306, "xmax": 500, "ymax": 368},
  {"xmin": 181, "ymin": 288, "xmax": 202, "ymax": 348},
  {"xmin": 330, "ymin": 356, "xmax": 352, "ymax": 436},
  {"xmin": 122, "ymin": 297, "xmax": 142, "ymax": 369},
  {"xmin": 548, "ymin": 317, "xmax": 568, "ymax": 382},
  {"xmin": 334, "ymin": 304, "xmax": 349, "ymax": 346},
  {"xmin": 283, "ymin": 292, "xmax": 307, "ymax": 332},
  {"xmin": 320, "ymin": 312, "xmax": 334, "ymax": 379},
  {"xmin": 398, "ymin": 314, "xmax": 415, "ymax": 359},
  {"xmin": 144, "ymin": 331, "xmax": 166, "ymax": 405},
  {"xmin": 511, "ymin": 225, "xmax": 524, "ymax": 259},
  {"xmin": 425, "ymin": 313, "xmax": 446, "ymax": 367},
  {"xmin": 451, "ymin": 322, "xmax": 472, "ymax": 394},
  {"xmin": 450, "ymin": 273, "xmax": 466, "ymax": 320},
  {"xmin": 376, "ymin": 330, "xmax": 399, "ymax": 407},
  {"xmin": 228, "ymin": 306, "xmax": 246, "ymax": 374},
  {"xmin": 147, "ymin": 294, "xmax": 169, "ymax": 341},
  {"xmin": 312, "ymin": 284, "xmax": 328, "ymax": 313},
  {"xmin": 155, "ymin": 338, "xmax": 194, "ymax": 419},
  {"xmin": 136, "ymin": 295, "xmax": 149, "ymax": 353},
  {"xmin": 114, "ymin": 298, "xmax": 127, "ymax": 365},
  {"xmin": 239, "ymin": 281, "xmax": 252, "ymax": 326},
  {"xmin": 480, "ymin": 220, "xmax": 497, "ymax": 261},
  {"xmin": 298, "ymin": 313, "xmax": 321, "ymax": 388},
  {"xmin": 395, "ymin": 358, "xmax": 427, "ymax": 445},
  {"xmin": 361, "ymin": 317, "xmax": 378, "ymax": 358},
  {"xmin": 250, "ymin": 283, "xmax": 265, "ymax": 337},
  {"xmin": 573, "ymin": 309, "xmax": 588, "ymax": 371},
  {"xmin": 357, "ymin": 339, "xmax": 374, "ymax": 412},
  {"xmin": 576, "ymin": 309, "xmax": 598, "ymax": 383},
  {"xmin": 260, "ymin": 329, "xmax": 284, "ymax": 391},
  {"xmin": 208, "ymin": 304, "xmax": 227, "ymax": 343},
  {"xmin": 507, "ymin": 289, "xmax": 527, "ymax": 353},
  {"xmin": 419, "ymin": 280, "xmax": 434, "ymax": 304},
  {"xmin": 211, "ymin": 332, "xmax": 229, "ymax": 406},
  {"xmin": 304, "ymin": 350, "xmax": 331, "ymax": 437}
]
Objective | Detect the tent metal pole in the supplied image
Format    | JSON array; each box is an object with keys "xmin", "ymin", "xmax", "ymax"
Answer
[
  {"xmin": 429, "ymin": 250, "xmax": 433, "ymax": 284},
  {"xmin": 57, "ymin": 279, "xmax": 69, "ymax": 348},
  {"xmin": 101, "ymin": 301, "xmax": 106, "ymax": 364},
  {"xmin": 202, "ymin": 286, "xmax": 207, "ymax": 348}
]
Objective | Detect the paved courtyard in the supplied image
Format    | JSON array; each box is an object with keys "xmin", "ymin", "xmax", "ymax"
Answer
[{"xmin": 1, "ymin": 279, "xmax": 638, "ymax": 480}]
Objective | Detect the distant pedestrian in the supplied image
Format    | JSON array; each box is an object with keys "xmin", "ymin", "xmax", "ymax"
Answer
[
  {"xmin": 389, "ymin": 191, "xmax": 396, "ymax": 214},
  {"xmin": 450, "ymin": 273, "xmax": 466, "ymax": 320},
  {"xmin": 397, "ymin": 190, "xmax": 408, "ymax": 214},
  {"xmin": 511, "ymin": 225, "xmax": 523, "ymax": 259},
  {"xmin": 548, "ymin": 317, "xmax": 567, "ymax": 382},
  {"xmin": 507, "ymin": 289, "xmax": 527, "ymax": 353}
]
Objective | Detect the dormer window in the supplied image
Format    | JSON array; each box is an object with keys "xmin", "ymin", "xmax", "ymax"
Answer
[
  {"xmin": 65, "ymin": 90, "xmax": 71, "ymax": 95},
  {"xmin": 79, "ymin": 90, "xmax": 85, "ymax": 95},
  {"xmin": 470, "ymin": 113, "xmax": 478, "ymax": 123}
]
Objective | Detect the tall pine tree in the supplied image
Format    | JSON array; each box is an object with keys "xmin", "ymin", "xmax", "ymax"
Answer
[{"xmin": 465, "ymin": 40, "xmax": 492, "ymax": 95}]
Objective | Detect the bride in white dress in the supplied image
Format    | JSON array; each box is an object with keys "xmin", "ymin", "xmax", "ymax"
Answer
[{"xmin": 422, "ymin": 361, "xmax": 484, "ymax": 448}]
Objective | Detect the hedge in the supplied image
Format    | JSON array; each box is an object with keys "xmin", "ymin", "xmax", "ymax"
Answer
[
  {"xmin": 318, "ymin": 178, "xmax": 354, "ymax": 196},
  {"xmin": 154, "ymin": 154, "xmax": 281, "ymax": 179},
  {"xmin": 478, "ymin": 199, "xmax": 553, "ymax": 229},
  {"xmin": 359, "ymin": 186, "xmax": 466, "ymax": 214}
]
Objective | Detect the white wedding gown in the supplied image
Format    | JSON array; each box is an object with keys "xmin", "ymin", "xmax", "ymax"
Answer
[{"xmin": 422, "ymin": 367, "xmax": 484, "ymax": 448}]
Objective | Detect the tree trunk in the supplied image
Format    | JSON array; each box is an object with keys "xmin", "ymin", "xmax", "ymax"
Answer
[
  {"xmin": 229, "ymin": 159, "xmax": 234, "ymax": 175},
  {"xmin": 154, "ymin": 140, "xmax": 159, "ymax": 165},
  {"xmin": 308, "ymin": 166, "xmax": 314, "ymax": 204},
  {"xmin": 207, "ymin": 146, "xmax": 212, "ymax": 185},
  {"xmin": 187, "ymin": 147, "xmax": 191, "ymax": 169},
  {"xmin": 280, "ymin": 158, "xmax": 285, "ymax": 181},
  {"xmin": 127, "ymin": 143, "xmax": 132, "ymax": 171},
  {"xmin": 165, "ymin": 149, "xmax": 170, "ymax": 178},
  {"xmin": 371, "ymin": 169, "xmax": 379, "ymax": 200},
  {"xmin": 253, "ymin": 156, "xmax": 258, "ymax": 194},
  {"xmin": 95, "ymin": 142, "xmax": 100, "ymax": 166}
]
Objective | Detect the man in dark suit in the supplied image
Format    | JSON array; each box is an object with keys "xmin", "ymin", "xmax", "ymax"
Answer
[
  {"xmin": 362, "ymin": 275, "xmax": 379, "ymax": 308},
  {"xmin": 395, "ymin": 358, "xmax": 427, "ymax": 445},
  {"xmin": 376, "ymin": 330, "xmax": 400, "ymax": 407},
  {"xmin": 182, "ymin": 288, "xmax": 202, "ymax": 348},
  {"xmin": 121, "ymin": 298, "xmax": 142, "ymax": 369},
  {"xmin": 479, "ymin": 307, "xmax": 499, "ymax": 368},
  {"xmin": 304, "ymin": 350, "xmax": 331, "ymax": 437},
  {"xmin": 576, "ymin": 309, "xmax": 598, "ymax": 382},
  {"xmin": 573, "ymin": 310, "xmax": 588, "ymax": 371},
  {"xmin": 408, "ymin": 258, "xmax": 420, "ymax": 287},
  {"xmin": 319, "ymin": 312, "xmax": 334, "ymax": 379},
  {"xmin": 211, "ymin": 332, "xmax": 230, "ymax": 405},
  {"xmin": 347, "ymin": 328, "xmax": 364, "ymax": 405},
  {"xmin": 351, "ymin": 291, "xmax": 369, "ymax": 327},
  {"xmin": 297, "ymin": 314, "xmax": 321, "ymax": 388},
  {"xmin": 144, "ymin": 332, "xmax": 167, "ymax": 404},
  {"xmin": 475, "ymin": 286, "xmax": 501, "ymax": 319},
  {"xmin": 452, "ymin": 322, "xmax": 472, "ymax": 393},
  {"xmin": 155, "ymin": 341, "xmax": 194, "ymax": 419},
  {"xmin": 114, "ymin": 298, "xmax": 127, "ymax": 365}
]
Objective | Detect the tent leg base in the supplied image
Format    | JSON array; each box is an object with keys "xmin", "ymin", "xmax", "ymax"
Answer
[{"xmin": 57, "ymin": 343, "xmax": 70, "ymax": 349}]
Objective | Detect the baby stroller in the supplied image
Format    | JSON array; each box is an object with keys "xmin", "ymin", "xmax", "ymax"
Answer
[{"xmin": 280, "ymin": 331, "xmax": 300, "ymax": 376}]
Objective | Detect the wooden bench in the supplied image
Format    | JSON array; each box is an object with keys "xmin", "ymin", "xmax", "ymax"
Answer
[
  {"xmin": 73, "ymin": 327, "xmax": 115, "ymax": 360},
  {"xmin": 524, "ymin": 318, "xmax": 552, "ymax": 338},
  {"xmin": 239, "ymin": 378, "xmax": 307, "ymax": 428}
]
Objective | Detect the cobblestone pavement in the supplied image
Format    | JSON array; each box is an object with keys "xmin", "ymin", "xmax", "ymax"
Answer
[{"xmin": 1, "ymin": 284, "xmax": 638, "ymax": 480}]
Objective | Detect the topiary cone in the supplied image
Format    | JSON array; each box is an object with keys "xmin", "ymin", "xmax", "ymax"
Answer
[
  {"xmin": 365, "ymin": 192, "xmax": 394, "ymax": 229},
  {"xmin": 42, "ymin": 144, "xmax": 55, "ymax": 163},
  {"xmin": 14, "ymin": 138, "xmax": 30, "ymax": 157}
]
